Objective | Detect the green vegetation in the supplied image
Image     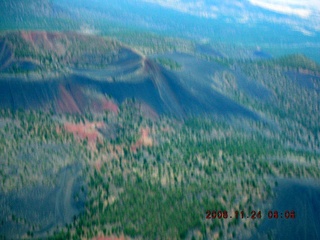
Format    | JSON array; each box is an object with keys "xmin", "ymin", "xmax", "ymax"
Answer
[
  {"xmin": 239, "ymin": 57, "xmax": 320, "ymax": 154},
  {"xmin": 0, "ymin": 0, "xmax": 319, "ymax": 238},
  {"xmin": 272, "ymin": 54, "xmax": 320, "ymax": 72},
  {"xmin": 113, "ymin": 31, "xmax": 195, "ymax": 55},
  {"xmin": 0, "ymin": 31, "xmax": 122, "ymax": 76},
  {"xmin": 0, "ymin": 109, "xmax": 81, "ymax": 192},
  {"xmin": 155, "ymin": 57, "xmax": 182, "ymax": 70},
  {"xmin": 49, "ymin": 102, "xmax": 318, "ymax": 239},
  {"xmin": 0, "ymin": 28, "xmax": 319, "ymax": 240},
  {"xmin": 1, "ymin": 94, "xmax": 318, "ymax": 239}
]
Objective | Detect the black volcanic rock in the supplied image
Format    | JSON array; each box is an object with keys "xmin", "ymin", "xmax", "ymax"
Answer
[{"xmin": 0, "ymin": 31, "xmax": 258, "ymax": 119}]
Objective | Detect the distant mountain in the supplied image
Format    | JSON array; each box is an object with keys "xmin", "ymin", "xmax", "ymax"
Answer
[{"xmin": 1, "ymin": 0, "xmax": 320, "ymax": 62}]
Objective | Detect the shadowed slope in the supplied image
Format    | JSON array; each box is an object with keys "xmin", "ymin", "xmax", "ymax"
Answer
[{"xmin": 0, "ymin": 31, "xmax": 258, "ymax": 119}]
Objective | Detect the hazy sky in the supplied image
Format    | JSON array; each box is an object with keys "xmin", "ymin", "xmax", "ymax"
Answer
[
  {"xmin": 143, "ymin": 0, "xmax": 320, "ymax": 18},
  {"xmin": 249, "ymin": 0, "xmax": 320, "ymax": 18},
  {"xmin": 142, "ymin": 0, "xmax": 320, "ymax": 35}
]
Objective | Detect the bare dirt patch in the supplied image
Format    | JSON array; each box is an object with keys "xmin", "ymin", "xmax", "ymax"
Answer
[
  {"xmin": 64, "ymin": 121, "xmax": 105, "ymax": 146},
  {"xmin": 92, "ymin": 235, "xmax": 126, "ymax": 240},
  {"xmin": 101, "ymin": 98, "xmax": 119, "ymax": 113},
  {"xmin": 131, "ymin": 127, "xmax": 153, "ymax": 152}
]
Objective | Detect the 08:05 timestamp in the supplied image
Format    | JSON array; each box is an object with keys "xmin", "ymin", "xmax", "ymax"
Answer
[{"xmin": 206, "ymin": 210, "xmax": 296, "ymax": 220}]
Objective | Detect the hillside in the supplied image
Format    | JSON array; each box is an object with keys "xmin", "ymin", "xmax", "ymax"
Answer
[
  {"xmin": 0, "ymin": 31, "xmax": 257, "ymax": 118},
  {"xmin": 0, "ymin": 0, "xmax": 320, "ymax": 238},
  {"xmin": 0, "ymin": 30, "xmax": 319, "ymax": 239}
]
